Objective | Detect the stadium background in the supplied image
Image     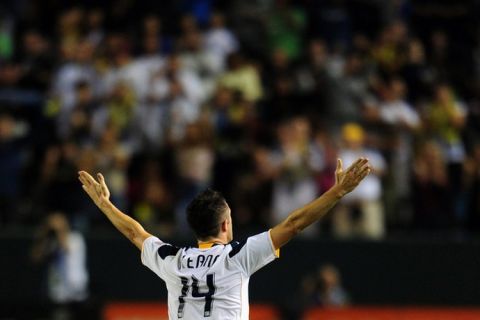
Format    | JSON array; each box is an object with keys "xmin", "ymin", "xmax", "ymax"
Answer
[{"xmin": 1, "ymin": 0, "xmax": 480, "ymax": 319}]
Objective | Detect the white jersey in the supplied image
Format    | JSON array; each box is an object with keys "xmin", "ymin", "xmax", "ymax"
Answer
[{"xmin": 141, "ymin": 230, "xmax": 279, "ymax": 320}]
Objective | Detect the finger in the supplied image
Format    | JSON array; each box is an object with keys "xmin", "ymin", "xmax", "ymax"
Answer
[
  {"xmin": 335, "ymin": 158, "xmax": 343, "ymax": 183},
  {"xmin": 97, "ymin": 173, "xmax": 109, "ymax": 195},
  {"xmin": 358, "ymin": 166, "xmax": 371, "ymax": 180},
  {"xmin": 79, "ymin": 171, "xmax": 93, "ymax": 185},
  {"xmin": 346, "ymin": 157, "xmax": 364, "ymax": 172},
  {"xmin": 78, "ymin": 175, "xmax": 88, "ymax": 186},
  {"xmin": 82, "ymin": 185, "xmax": 94, "ymax": 197},
  {"xmin": 80, "ymin": 170, "xmax": 95, "ymax": 181},
  {"xmin": 80, "ymin": 171, "xmax": 99, "ymax": 186},
  {"xmin": 82, "ymin": 184, "xmax": 93, "ymax": 193},
  {"xmin": 336, "ymin": 158, "xmax": 343, "ymax": 172},
  {"xmin": 356, "ymin": 161, "xmax": 370, "ymax": 172},
  {"xmin": 351, "ymin": 158, "xmax": 370, "ymax": 172},
  {"xmin": 97, "ymin": 173, "xmax": 106, "ymax": 188},
  {"xmin": 360, "ymin": 164, "xmax": 371, "ymax": 175},
  {"xmin": 78, "ymin": 173, "xmax": 93, "ymax": 187},
  {"xmin": 361, "ymin": 158, "xmax": 369, "ymax": 166},
  {"xmin": 95, "ymin": 182, "xmax": 103, "ymax": 194},
  {"xmin": 355, "ymin": 157, "xmax": 369, "ymax": 167}
]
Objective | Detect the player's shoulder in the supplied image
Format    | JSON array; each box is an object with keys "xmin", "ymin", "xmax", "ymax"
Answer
[
  {"xmin": 228, "ymin": 231, "xmax": 271, "ymax": 258},
  {"xmin": 227, "ymin": 239, "xmax": 248, "ymax": 258},
  {"xmin": 143, "ymin": 236, "xmax": 185, "ymax": 260},
  {"xmin": 157, "ymin": 243, "xmax": 184, "ymax": 259}
]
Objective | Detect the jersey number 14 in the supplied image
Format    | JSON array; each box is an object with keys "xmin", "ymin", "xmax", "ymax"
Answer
[{"xmin": 178, "ymin": 273, "xmax": 216, "ymax": 318}]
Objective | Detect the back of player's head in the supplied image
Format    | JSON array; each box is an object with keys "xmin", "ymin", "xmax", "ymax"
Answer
[{"xmin": 187, "ymin": 188, "xmax": 228, "ymax": 240}]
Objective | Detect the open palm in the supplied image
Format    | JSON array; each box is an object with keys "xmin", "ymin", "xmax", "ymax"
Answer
[
  {"xmin": 335, "ymin": 157, "xmax": 371, "ymax": 195},
  {"xmin": 78, "ymin": 171, "xmax": 111, "ymax": 209}
]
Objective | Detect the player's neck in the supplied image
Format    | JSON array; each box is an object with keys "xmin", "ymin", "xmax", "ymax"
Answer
[{"xmin": 197, "ymin": 235, "xmax": 228, "ymax": 246}]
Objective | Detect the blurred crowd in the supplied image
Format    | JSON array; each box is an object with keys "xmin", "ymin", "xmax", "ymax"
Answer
[
  {"xmin": 282, "ymin": 264, "xmax": 350, "ymax": 319},
  {"xmin": 1, "ymin": 0, "xmax": 480, "ymax": 239}
]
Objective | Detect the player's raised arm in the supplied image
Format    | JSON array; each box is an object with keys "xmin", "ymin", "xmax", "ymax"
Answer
[
  {"xmin": 78, "ymin": 171, "xmax": 152, "ymax": 250},
  {"xmin": 270, "ymin": 157, "xmax": 371, "ymax": 250}
]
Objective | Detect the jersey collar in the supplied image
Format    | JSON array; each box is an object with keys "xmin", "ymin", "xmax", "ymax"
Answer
[{"xmin": 197, "ymin": 241, "xmax": 224, "ymax": 249}]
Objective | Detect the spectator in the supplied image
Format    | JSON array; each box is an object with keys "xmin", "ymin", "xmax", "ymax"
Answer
[
  {"xmin": 290, "ymin": 263, "xmax": 350, "ymax": 319},
  {"xmin": 315, "ymin": 264, "xmax": 350, "ymax": 307},
  {"xmin": 376, "ymin": 78, "xmax": 420, "ymax": 221},
  {"xmin": 53, "ymin": 39, "xmax": 97, "ymax": 133},
  {"xmin": 0, "ymin": 112, "xmax": 27, "ymax": 225},
  {"xmin": 149, "ymin": 54, "xmax": 206, "ymax": 109},
  {"xmin": 131, "ymin": 98, "xmax": 169, "ymax": 151},
  {"xmin": 422, "ymin": 83, "xmax": 467, "ymax": 223},
  {"xmin": 271, "ymin": 117, "xmax": 318, "ymax": 236},
  {"xmin": 422, "ymin": 84, "xmax": 467, "ymax": 166},
  {"xmin": 85, "ymin": 8, "xmax": 105, "ymax": 47},
  {"xmin": 135, "ymin": 32, "xmax": 166, "ymax": 101},
  {"xmin": 204, "ymin": 86, "xmax": 254, "ymax": 147},
  {"xmin": 0, "ymin": 10, "xmax": 14, "ymax": 60},
  {"xmin": 35, "ymin": 141, "xmax": 86, "ymax": 226},
  {"xmin": 412, "ymin": 140, "xmax": 452, "ymax": 228},
  {"xmin": 332, "ymin": 123, "xmax": 386, "ymax": 239},
  {"xmin": 174, "ymin": 122, "xmax": 215, "ymax": 235},
  {"xmin": 327, "ymin": 51, "xmax": 375, "ymax": 125},
  {"xmin": 400, "ymin": 39, "xmax": 433, "ymax": 104},
  {"xmin": 294, "ymin": 39, "xmax": 331, "ymax": 120},
  {"xmin": 31, "ymin": 212, "xmax": 89, "ymax": 320},
  {"xmin": 204, "ymin": 12, "xmax": 239, "ymax": 70},
  {"xmin": 372, "ymin": 20, "xmax": 408, "ymax": 75},
  {"xmin": 429, "ymin": 31, "xmax": 453, "ymax": 82},
  {"xmin": 232, "ymin": 146, "xmax": 276, "ymax": 230},
  {"xmin": 218, "ymin": 52, "xmax": 263, "ymax": 102},
  {"xmin": 265, "ymin": 48, "xmax": 294, "ymax": 94},
  {"xmin": 91, "ymin": 81, "xmax": 136, "ymax": 141},
  {"xmin": 131, "ymin": 159, "xmax": 174, "ymax": 236},
  {"xmin": 309, "ymin": 0, "xmax": 351, "ymax": 49},
  {"xmin": 310, "ymin": 128, "xmax": 338, "ymax": 195},
  {"xmin": 179, "ymin": 29, "xmax": 221, "ymax": 94},
  {"xmin": 18, "ymin": 30, "xmax": 54, "ymax": 91},
  {"xmin": 94, "ymin": 124, "xmax": 130, "ymax": 210},
  {"xmin": 101, "ymin": 35, "xmax": 145, "ymax": 102},
  {"xmin": 266, "ymin": 0, "xmax": 306, "ymax": 59},
  {"xmin": 265, "ymin": 69, "xmax": 299, "ymax": 122},
  {"xmin": 64, "ymin": 81, "xmax": 98, "ymax": 144},
  {"xmin": 166, "ymin": 78, "xmax": 202, "ymax": 144}
]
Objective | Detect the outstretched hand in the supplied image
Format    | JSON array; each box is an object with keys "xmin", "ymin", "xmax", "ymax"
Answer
[
  {"xmin": 334, "ymin": 157, "xmax": 371, "ymax": 196},
  {"xmin": 78, "ymin": 171, "xmax": 111, "ymax": 209}
]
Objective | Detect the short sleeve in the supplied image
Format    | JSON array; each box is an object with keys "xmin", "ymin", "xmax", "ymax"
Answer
[
  {"xmin": 141, "ymin": 236, "xmax": 180, "ymax": 280},
  {"xmin": 228, "ymin": 230, "xmax": 279, "ymax": 277}
]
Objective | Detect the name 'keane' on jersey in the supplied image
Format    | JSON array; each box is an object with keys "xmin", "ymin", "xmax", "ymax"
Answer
[{"xmin": 182, "ymin": 254, "xmax": 220, "ymax": 269}]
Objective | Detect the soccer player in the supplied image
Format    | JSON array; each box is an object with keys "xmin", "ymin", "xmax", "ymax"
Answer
[{"xmin": 78, "ymin": 157, "xmax": 370, "ymax": 319}]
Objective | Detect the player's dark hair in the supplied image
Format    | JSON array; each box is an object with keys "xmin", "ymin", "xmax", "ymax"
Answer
[{"xmin": 187, "ymin": 188, "xmax": 228, "ymax": 240}]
